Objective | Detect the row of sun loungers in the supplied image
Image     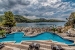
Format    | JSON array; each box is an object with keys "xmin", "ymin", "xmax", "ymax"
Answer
[
  {"xmin": 28, "ymin": 43, "xmax": 64, "ymax": 50},
  {"xmin": 66, "ymin": 32, "xmax": 75, "ymax": 37},
  {"xmin": 1, "ymin": 40, "xmax": 75, "ymax": 50}
]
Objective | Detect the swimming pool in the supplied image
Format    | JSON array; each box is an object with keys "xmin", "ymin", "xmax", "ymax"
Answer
[{"xmin": 0, "ymin": 32, "xmax": 74, "ymax": 44}]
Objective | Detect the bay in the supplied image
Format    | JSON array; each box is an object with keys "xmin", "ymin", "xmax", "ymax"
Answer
[{"xmin": 16, "ymin": 22, "xmax": 66, "ymax": 27}]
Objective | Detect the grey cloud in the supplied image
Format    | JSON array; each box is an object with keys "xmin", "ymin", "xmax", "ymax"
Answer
[
  {"xmin": 0, "ymin": 0, "xmax": 74, "ymax": 20},
  {"xmin": 18, "ymin": 0, "xmax": 30, "ymax": 5},
  {"xmin": 0, "ymin": 0, "xmax": 30, "ymax": 10},
  {"xmin": 38, "ymin": 0, "xmax": 47, "ymax": 2}
]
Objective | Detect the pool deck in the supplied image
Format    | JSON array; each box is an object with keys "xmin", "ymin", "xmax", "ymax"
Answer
[
  {"xmin": 1, "ymin": 40, "xmax": 75, "ymax": 50},
  {"xmin": 58, "ymin": 33, "xmax": 75, "ymax": 44},
  {"xmin": 1, "ymin": 34, "xmax": 75, "ymax": 50},
  {"xmin": 8, "ymin": 27, "xmax": 75, "ymax": 44},
  {"xmin": 1, "ymin": 27, "xmax": 75, "ymax": 50}
]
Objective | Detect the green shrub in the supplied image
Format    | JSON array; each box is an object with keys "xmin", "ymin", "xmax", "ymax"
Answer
[{"xmin": 0, "ymin": 30, "xmax": 6, "ymax": 36}]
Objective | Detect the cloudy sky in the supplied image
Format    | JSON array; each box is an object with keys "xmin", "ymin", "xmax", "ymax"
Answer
[{"xmin": 0, "ymin": 0, "xmax": 75, "ymax": 20}]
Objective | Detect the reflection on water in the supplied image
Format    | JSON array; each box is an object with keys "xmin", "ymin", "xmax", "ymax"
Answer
[{"xmin": 16, "ymin": 22, "xmax": 66, "ymax": 27}]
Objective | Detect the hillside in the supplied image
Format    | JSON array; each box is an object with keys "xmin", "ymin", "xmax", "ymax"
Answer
[
  {"xmin": 65, "ymin": 12, "xmax": 75, "ymax": 26},
  {"xmin": 0, "ymin": 15, "xmax": 32, "ymax": 23},
  {"xmin": 14, "ymin": 15, "xmax": 32, "ymax": 23},
  {"xmin": 32, "ymin": 18, "xmax": 65, "ymax": 22},
  {"xmin": 0, "ymin": 15, "xmax": 65, "ymax": 23}
]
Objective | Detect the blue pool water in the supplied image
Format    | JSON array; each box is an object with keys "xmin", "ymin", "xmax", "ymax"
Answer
[{"xmin": 0, "ymin": 32, "xmax": 74, "ymax": 44}]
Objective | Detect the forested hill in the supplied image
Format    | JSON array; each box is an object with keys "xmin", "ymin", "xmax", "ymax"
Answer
[
  {"xmin": 14, "ymin": 15, "xmax": 31, "ymax": 23},
  {"xmin": 0, "ymin": 15, "xmax": 65, "ymax": 23},
  {"xmin": 0, "ymin": 15, "xmax": 32, "ymax": 23},
  {"xmin": 65, "ymin": 12, "xmax": 75, "ymax": 26}
]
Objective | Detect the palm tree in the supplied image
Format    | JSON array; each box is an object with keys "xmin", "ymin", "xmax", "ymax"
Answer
[{"xmin": 52, "ymin": 25, "xmax": 57, "ymax": 33}]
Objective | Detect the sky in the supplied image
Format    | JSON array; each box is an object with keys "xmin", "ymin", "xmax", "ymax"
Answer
[{"xmin": 0, "ymin": 0, "xmax": 75, "ymax": 20}]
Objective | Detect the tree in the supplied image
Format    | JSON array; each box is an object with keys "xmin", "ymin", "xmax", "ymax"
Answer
[
  {"xmin": 0, "ymin": 30, "xmax": 6, "ymax": 38},
  {"xmin": 65, "ymin": 12, "xmax": 75, "ymax": 27},
  {"xmin": 3, "ymin": 11, "xmax": 16, "ymax": 27}
]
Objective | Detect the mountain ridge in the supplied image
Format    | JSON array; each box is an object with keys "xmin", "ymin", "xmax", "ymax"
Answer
[{"xmin": 0, "ymin": 15, "xmax": 65, "ymax": 23}]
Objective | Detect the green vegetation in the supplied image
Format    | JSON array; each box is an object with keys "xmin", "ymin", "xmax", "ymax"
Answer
[
  {"xmin": 2, "ymin": 11, "xmax": 16, "ymax": 27},
  {"xmin": 13, "ymin": 16, "xmax": 65, "ymax": 23},
  {"xmin": 51, "ymin": 27, "xmax": 57, "ymax": 33},
  {"xmin": 0, "ymin": 22, "xmax": 2, "ymax": 26},
  {"xmin": 65, "ymin": 12, "xmax": 75, "ymax": 27},
  {"xmin": 0, "ymin": 16, "xmax": 3, "ymax": 22},
  {"xmin": 14, "ymin": 15, "xmax": 32, "ymax": 23},
  {"xmin": 0, "ymin": 30, "xmax": 6, "ymax": 38},
  {"xmin": 14, "ymin": 17, "xmax": 65, "ymax": 23},
  {"xmin": 32, "ymin": 18, "xmax": 65, "ymax": 22}
]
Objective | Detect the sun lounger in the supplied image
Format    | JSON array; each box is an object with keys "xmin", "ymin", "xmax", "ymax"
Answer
[
  {"xmin": 51, "ymin": 44, "xmax": 57, "ymax": 50},
  {"xmin": 57, "ymin": 45, "xmax": 64, "ymax": 50},
  {"xmin": 51, "ymin": 44, "xmax": 64, "ymax": 50},
  {"xmin": 0, "ymin": 43, "xmax": 4, "ymax": 49},
  {"xmin": 67, "ymin": 33, "xmax": 75, "ymax": 37},
  {"xmin": 28, "ymin": 43, "xmax": 40, "ymax": 50},
  {"xmin": 34, "ymin": 43, "xmax": 40, "ymax": 50},
  {"xmin": 28, "ymin": 43, "xmax": 34, "ymax": 50},
  {"xmin": 66, "ymin": 32, "xmax": 73, "ymax": 37},
  {"xmin": 66, "ymin": 30, "xmax": 75, "ymax": 37}
]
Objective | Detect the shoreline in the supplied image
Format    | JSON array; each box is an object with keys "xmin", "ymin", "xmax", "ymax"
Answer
[{"xmin": 16, "ymin": 21, "xmax": 66, "ymax": 23}]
